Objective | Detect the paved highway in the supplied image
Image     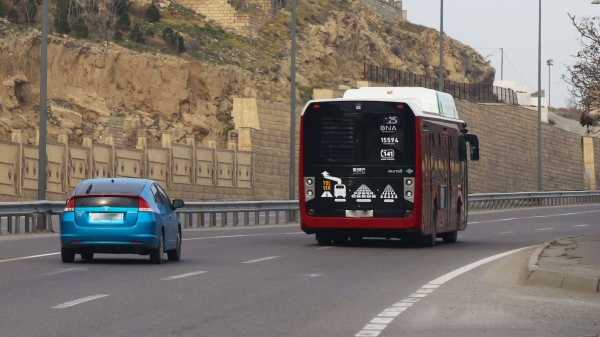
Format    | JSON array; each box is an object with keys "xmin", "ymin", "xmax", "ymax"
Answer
[{"xmin": 0, "ymin": 205, "xmax": 599, "ymax": 336}]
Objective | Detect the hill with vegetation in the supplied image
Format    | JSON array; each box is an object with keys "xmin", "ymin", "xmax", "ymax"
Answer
[{"xmin": 0, "ymin": 0, "xmax": 495, "ymax": 146}]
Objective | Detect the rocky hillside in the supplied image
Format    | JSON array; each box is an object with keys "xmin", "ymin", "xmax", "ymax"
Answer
[{"xmin": 0, "ymin": 0, "xmax": 495, "ymax": 147}]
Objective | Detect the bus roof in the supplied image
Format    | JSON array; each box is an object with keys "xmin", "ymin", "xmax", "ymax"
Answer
[{"xmin": 342, "ymin": 87, "xmax": 459, "ymax": 120}]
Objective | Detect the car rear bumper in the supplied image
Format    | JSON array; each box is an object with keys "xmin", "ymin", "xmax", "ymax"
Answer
[{"xmin": 60, "ymin": 216, "xmax": 161, "ymax": 253}]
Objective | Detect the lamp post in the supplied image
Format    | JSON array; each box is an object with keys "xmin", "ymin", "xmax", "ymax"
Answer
[
  {"xmin": 38, "ymin": 0, "xmax": 48, "ymax": 201},
  {"xmin": 438, "ymin": 0, "xmax": 444, "ymax": 92},
  {"xmin": 289, "ymin": 0, "xmax": 297, "ymax": 217},
  {"xmin": 537, "ymin": 0, "xmax": 542, "ymax": 191},
  {"xmin": 547, "ymin": 59, "xmax": 553, "ymax": 108}
]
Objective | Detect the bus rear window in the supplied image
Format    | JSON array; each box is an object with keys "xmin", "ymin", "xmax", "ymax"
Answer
[{"xmin": 303, "ymin": 101, "xmax": 415, "ymax": 166}]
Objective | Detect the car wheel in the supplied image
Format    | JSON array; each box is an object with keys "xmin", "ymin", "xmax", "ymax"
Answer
[
  {"xmin": 150, "ymin": 232, "xmax": 164, "ymax": 264},
  {"xmin": 61, "ymin": 248, "xmax": 75, "ymax": 263},
  {"xmin": 81, "ymin": 252, "xmax": 94, "ymax": 260},
  {"xmin": 167, "ymin": 228, "xmax": 182, "ymax": 262}
]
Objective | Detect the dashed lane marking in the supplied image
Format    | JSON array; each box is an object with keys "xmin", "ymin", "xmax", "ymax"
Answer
[
  {"xmin": 161, "ymin": 271, "xmax": 206, "ymax": 280},
  {"xmin": 43, "ymin": 268, "xmax": 87, "ymax": 276},
  {"xmin": 573, "ymin": 224, "xmax": 590, "ymax": 227},
  {"xmin": 242, "ymin": 256, "xmax": 280, "ymax": 264},
  {"xmin": 354, "ymin": 246, "xmax": 531, "ymax": 337},
  {"xmin": 316, "ymin": 246, "xmax": 334, "ymax": 250},
  {"xmin": 52, "ymin": 295, "xmax": 109, "ymax": 309},
  {"xmin": 183, "ymin": 232, "xmax": 304, "ymax": 241},
  {"xmin": 0, "ymin": 252, "xmax": 60, "ymax": 264},
  {"xmin": 534, "ymin": 228, "xmax": 555, "ymax": 231},
  {"xmin": 469, "ymin": 210, "xmax": 600, "ymax": 224},
  {"xmin": 494, "ymin": 231, "xmax": 514, "ymax": 234}
]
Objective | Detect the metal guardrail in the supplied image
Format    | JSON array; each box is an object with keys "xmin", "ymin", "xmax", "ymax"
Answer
[{"xmin": 1, "ymin": 191, "xmax": 600, "ymax": 234}]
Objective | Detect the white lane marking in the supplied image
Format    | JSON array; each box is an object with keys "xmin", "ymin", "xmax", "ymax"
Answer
[
  {"xmin": 534, "ymin": 228, "xmax": 555, "ymax": 231},
  {"xmin": 573, "ymin": 224, "xmax": 590, "ymax": 227},
  {"xmin": 0, "ymin": 252, "xmax": 60, "ymax": 264},
  {"xmin": 469, "ymin": 209, "xmax": 600, "ymax": 224},
  {"xmin": 355, "ymin": 246, "xmax": 530, "ymax": 337},
  {"xmin": 52, "ymin": 295, "xmax": 109, "ymax": 309},
  {"xmin": 43, "ymin": 268, "xmax": 87, "ymax": 276},
  {"xmin": 242, "ymin": 256, "xmax": 280, "ymax": 264},
  {"xmin": 316, "ymin": 246, "xmax": 333, "ymax": 250},
  {"xmin": 183, "ymin": 232, "xmax": 303, "ymax": 241},
  {"xmin": 494, "ymin": 231, "xmax": 514, "ymax": 234},
  {"xmin": 161, "ymin": 271, "xmax": 206, "ymax": 280}
]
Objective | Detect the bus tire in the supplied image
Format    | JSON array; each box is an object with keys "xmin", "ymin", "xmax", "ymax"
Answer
[
  {"xmin": 332, "ymin": 236, "xmax": 348, "ymax": 245},
  {"xmin": 443, "ymin": 230, "xmax": 458, "ymax": 243},
  {"xmin": 425, "ymin": 210, "xmax": 437, "ymax": 247},
  {"xmin": 316, "ymin": 233, "xmax": 332, "ymax": 245}
]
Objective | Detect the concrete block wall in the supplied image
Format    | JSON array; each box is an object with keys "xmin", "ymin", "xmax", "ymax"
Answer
[
  {"xmin": 250, "ymin": 100, "xmax": 300, "ymax": 200},
  {"xmin": 358, "ymin": 0, "xmax": 406, "ymax": 23},
  {"xmin": 175, "ymin": 0, "xmax": 274, "ymax": 32}
]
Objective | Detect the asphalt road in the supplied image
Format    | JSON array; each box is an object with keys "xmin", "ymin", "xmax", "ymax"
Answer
[{"xmin": 0, "ymin": 205, "xmax": 599, "ymax": 337}]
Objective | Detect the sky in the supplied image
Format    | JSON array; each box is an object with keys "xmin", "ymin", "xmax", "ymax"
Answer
[{"xmin": 403, "ymin": 0, "xmax": 599, "ymax": 108}]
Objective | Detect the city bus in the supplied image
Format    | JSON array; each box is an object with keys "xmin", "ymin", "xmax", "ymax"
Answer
[{"xmin": 299, "ymin": 87, "xmax": 480, "ymax": 247}]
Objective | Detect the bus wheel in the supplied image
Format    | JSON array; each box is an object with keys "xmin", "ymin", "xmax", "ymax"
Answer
[
  {"xmin": 316, "ymin": 233, "xmax": 332, "ymax": 245},
  {"xmin": 443, "ymin": 231, "xmax": 458, "ymax": 243},
  {"xmin": 332, "ymin": 236, "xmax": 349, "ymax": 245}
]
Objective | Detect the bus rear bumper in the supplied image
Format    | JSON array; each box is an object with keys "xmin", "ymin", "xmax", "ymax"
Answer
[{"xmin": 300, "ymin": 215, "xmax": 421, "ymax": 235}]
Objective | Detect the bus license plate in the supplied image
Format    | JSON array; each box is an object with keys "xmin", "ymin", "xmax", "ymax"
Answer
[{"xmin": 345, "ymin": 210, "xmax": 373, "ymax": 218}]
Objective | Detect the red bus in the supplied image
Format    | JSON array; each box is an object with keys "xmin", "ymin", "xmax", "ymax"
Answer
[{"xmin": 299, "ymin": 87, "xmax": 480, "ymax": 247}]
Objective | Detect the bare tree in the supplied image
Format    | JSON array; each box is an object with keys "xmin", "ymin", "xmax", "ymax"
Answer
[{"xmin": 564, "ymin": 14, "xmax": 600, "ymax": 133}]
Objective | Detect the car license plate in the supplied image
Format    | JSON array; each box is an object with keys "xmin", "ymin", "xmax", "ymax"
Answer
[{"xmin": 89, "ymin": 213, "xmax": 123, "ymax": 221}]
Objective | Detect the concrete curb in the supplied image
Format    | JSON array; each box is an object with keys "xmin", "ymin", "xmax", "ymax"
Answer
[{"xmin": 526, "ymin": 235, "xmax": 600, "ymax": 293}]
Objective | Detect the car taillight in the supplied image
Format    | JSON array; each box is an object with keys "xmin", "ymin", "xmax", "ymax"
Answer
[
  {"xmin": 64, "ymin": 198, "xmax": 75, "ymax": 212},
  {"xmin": 138, "ymin": 198, "xmax": 153, "ymax": 212}
]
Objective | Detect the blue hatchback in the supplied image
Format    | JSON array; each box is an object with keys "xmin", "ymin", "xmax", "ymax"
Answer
[{"xmin": 60, "ymin": 178, "xmax": 185, "ymax": 264}]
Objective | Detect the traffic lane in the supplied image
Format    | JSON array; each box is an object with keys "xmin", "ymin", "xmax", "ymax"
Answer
[
  {"xmin": 0, "ymin": 223, "xmax": 301, "ymax": 261},
  {"xmin": 383, "ymin": 247, "xmax": 600, "ymax": 337},
  {"xmin": 467, "ymin": 203, "xmax": 600, "ymax": 224}
]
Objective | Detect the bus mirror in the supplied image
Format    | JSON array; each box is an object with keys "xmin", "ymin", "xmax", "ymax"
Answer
[
  {"xmin": 464, "ymin": 134, "xmax": 480, "ymax": 161},
  {"xmin": 458, "ymin": 136, "xmax": 467, "ymax": 161}
]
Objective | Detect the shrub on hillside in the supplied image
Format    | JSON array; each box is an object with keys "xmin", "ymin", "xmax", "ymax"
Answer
[
  {"xmin": 7, "ymin": 7, "xmax": 18, "ymax": 23},
  {"xmin": 0, "ymin": 1, "xmax": 7, "ymax": 17},
  {"xmin": 129, "ymin": 2, "xmax": 147, "ymax": 18},
  {"xmin": 161, "ymin": 27, "xmax": 185, "ymax": 53},
  {"xmin": 117, "ymin": 11, "xmax": 130, "ymax": 30},
  {"xmin": 145, "ymin": 28, "xmax": 154, "ymax": 37},
  {"xmin": 110, "ymin": 0, "xmax": 131, "ymax": 16},
  {"xmin": 72, "ymin": 17, "xmax": 89, "ymax": 38},
  {"xmin": 114, "ymin": 29, "xmax": 123, "ymax": 41},
  {"xmin": 129, "ymin": 23, "xmax": 145, "ymax": 43},
  {"xmin": 54, "ymin": 0, "xmax": 70, "ymax": 34},
  {"xmin": 145, "ymin": 3, "xmax": 159, "ymax": 22},
  {"xmin": 162, "ymin": 26, "xmax": 173, "ymax": 40}
]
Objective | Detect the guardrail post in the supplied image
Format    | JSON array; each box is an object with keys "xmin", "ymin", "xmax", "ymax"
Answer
[
  {"xmin": 232, "ymin": 212, "xmax": 238, "ymax": 226},
  {"xmin": 25, "ymin": 215, "xmax": 31, "ymax": 233},
  {"xmin": 254, "ymin": 211, "xmax": 260, "ymax": 225},
  {"xmin": 15, "ymin": 216, "xmax": 20, "ymax": 234},
  {"xmin": 265, "ymin": 211, "xmax": 270, "ymax": 225},
  {"xmin": 7, "ymin": 216, "xmax": 13, "ymax": 234},
  {"xmin": 209, "ymin": 213, "xmax": 216, "ymax": 227},
  {"xmin": 275, "ymin": 211, "xmax": 280, "ymax": 224},
  {"xmin": 198, "ymin": 213, "xmax": 204, "ymax": 227},
  {"xmin": 243, "ymin": 212, "xmax": 249, "ymax": 226},
  {"xmin": 220, "ymin": 212, "xmax": 227, "ymax": 227}
]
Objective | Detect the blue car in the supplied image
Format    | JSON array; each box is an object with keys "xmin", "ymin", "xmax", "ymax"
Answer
[{"xmin": 60, "ymin": 178, "xmax": 185, "ymax": 264}]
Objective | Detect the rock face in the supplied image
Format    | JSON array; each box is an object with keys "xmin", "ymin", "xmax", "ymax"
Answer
[
  {"xmin": 0, "ymin": 1, "xmax": 494, "ymax": 145},
  {"xmin": 0, "ymin": 31, "xmax": 258, "ymax": 146}
]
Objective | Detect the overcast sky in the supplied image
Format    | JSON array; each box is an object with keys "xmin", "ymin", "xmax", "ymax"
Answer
[{"xmin": 403, "ymin": 0, "xmax": 599, "ymax": 108}]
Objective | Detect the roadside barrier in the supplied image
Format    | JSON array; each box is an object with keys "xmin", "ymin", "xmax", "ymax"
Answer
[{"xmin": 1, "ymin": 191, "xmax": 599, "ymax": 234}]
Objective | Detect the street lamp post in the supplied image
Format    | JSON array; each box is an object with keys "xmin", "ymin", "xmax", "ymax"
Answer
[
  {"xmin": 537, "ymin": 0, "xmax": 542, "ymax": 191},
  {"xmin": 438, "ymin": 0, "xmax": 444, "ymax": 92},
  {"xmin": 289, "ymin": 0, "xmax": 297, "ymax": 219},
  {"xmin": 39, "ymin": 0, "xmax": 48, "ymax": 201},
  {"xmin": 547, "ymin": 59, "xmax": 553, "ymax": 108}
]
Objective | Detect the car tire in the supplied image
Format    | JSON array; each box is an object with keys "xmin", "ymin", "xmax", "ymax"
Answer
[
  {"xmin": 61, "ymin": 248, "xmax": 75, "ymax": 263},
  {"xmin": 167, "ymin": 228, "xmax": 182, "ymax": 262},
  {"xmin": 81, "ymin": 252, "xmax": 94, "ymax": 260},
  {"xmin": 150, "ymin": 232, "xmax": 164, "ymax": 264}
]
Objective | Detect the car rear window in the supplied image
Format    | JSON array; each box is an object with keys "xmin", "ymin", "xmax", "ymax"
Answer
[
  {"xmin": 74, "ymin": 182, "xmax": 145, "ymax": 196},
  {"xmin": 74, "ymin": 196, "xmax": 139, "ymax": 208}
]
